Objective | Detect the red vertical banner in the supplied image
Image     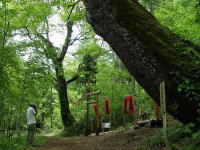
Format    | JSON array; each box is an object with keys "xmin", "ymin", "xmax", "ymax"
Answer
[
  {"xmin": 104, "ymin": 98, "xmax": 110, "ymax": 115},
  {"xmin": 128, "ymin": 96, "xmax": 135, "ymax": 114},
  {"xmin": 123, "ymin": 97, "xmax": 129, "ymax": 114},
  {"xmin": 93, "ymin": 104, "xmax": 100, "ymax": 119}
]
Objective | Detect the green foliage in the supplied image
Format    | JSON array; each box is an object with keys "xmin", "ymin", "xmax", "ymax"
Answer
[
  {"xmin": 171, "ymin": 71, "xmax": 200, "ymax": 101},
  {"xmin": 168, "ymin": 143, "xmax": 199, "ymax": 150},
  {"xmin": 148, "ymin": 130, "xmax": 165, "ymax": 147},
  {"xmin": 167, "ymin": 123, "xmax": 194, "ymax": 143},
  {"xmin": 0, "ymin": 0, "xmax": 199, "ymax": 143},
  {"xmin": 0, "ymin": 134, "xmax": 45, "ymax": 150},
  {"xmin": 61, "ymin": 120, "xmax": 85, "ymax": 136},
  {"xmin": 59, "ymin": 0, "xmax": 85, "ymax": 22},
  {"xmin": 134, "ymin": 123, "xmax": 200, "ymax": 150},
  {"xmin": 79, "ymin": 53, "xmax": 98, "ymax": 85},
  {"xmin": 154, "ymin": 0, "xmax": 200, "ymax": 45}
]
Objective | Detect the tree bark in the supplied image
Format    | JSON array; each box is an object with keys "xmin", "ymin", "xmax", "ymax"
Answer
[
  {"xmin": 83, "ymin": 0, "xmax": 200, "ymax": 126},
  {"xmin": 54, "ymin": 60, "xmax": 74, "ymax": 128}
]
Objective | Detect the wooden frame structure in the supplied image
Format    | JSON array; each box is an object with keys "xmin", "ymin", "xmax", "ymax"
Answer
[{"xmin": 85, "ymin": 90, "xmax": 102, "ymax": 136}]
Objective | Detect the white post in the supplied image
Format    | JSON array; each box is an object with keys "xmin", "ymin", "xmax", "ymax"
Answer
[{"xmin": 160, "ymin": 81, "xmax": 167, "ymax": 141}]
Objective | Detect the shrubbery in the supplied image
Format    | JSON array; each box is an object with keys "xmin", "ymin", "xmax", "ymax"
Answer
[
  {"xmin": 0, "ymin": 134, "xmax": 45, "ymax": 150},
  {"xmin": 134, "ymin": 123, "xmax": 200, "ymax": 150}
]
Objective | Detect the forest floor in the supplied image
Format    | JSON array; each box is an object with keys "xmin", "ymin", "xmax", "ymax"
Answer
[{"xmin": 35, "ymin": 128, "xmax": 159, "ymax": 150}]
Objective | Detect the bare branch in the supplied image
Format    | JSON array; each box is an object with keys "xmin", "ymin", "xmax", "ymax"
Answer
[
  {"xmin": 69, "ymin": 31, "xmax": 91, "ymax": 46},
  {"xmin": 25, "ymin": 27, "xmax": 35, "ymax": 41}
]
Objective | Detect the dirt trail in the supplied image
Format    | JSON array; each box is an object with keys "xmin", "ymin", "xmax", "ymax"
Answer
[{"xmin": 36, "ymin": 128, "xmax": 157, "ymax": 150}]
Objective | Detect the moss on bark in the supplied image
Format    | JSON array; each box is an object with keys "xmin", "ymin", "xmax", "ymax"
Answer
[
  {"xmin": 114, "ymin": 0, "xmax": 198, "ymax": 74},
  {"xmin": 83, "ymin": 0, "xmax": 200, "ymax": 127}
]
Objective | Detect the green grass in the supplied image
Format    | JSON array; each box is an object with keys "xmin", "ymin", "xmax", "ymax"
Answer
[{"xmin": 0, "ymin": 132, "xmax": 46, "ymax": 150}]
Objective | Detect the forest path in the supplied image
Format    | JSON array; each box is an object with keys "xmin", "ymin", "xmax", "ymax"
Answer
[{"xmin": 36, "ymin": 128, "xmax": 157, "ymax": 150}]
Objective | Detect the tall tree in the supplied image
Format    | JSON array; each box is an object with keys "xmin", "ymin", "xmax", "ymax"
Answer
[
  {"xmin": 18, "ymin": 0, "xmax": 87, "ymax": 128},
  {"xmin": 30, "ymin": 1, "xmax": 82, "ymax": 128},
  {"xmin": 83, "ymin": 0, "xmax": 200, "ymax": 127},
  {"xmin": 33, "ymin": 21, "xmax": 75, "ymax": 127}
]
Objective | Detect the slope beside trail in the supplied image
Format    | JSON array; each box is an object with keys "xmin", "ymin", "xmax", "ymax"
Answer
[{"xmin": 36, "ymin": 128, "xmax": 159, "ymax": 150}]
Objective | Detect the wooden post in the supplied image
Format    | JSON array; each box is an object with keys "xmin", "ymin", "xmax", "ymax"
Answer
[
  {"xmin": 133, "ymin": 104, "xmax": 137, "ymax": 128},
  {"xmin": 96, "ymin": 93, "xmax": 99, "ymax": 136},
  {"xmin": 123, "ymin": 113, "xmax": 126, "ymax": 125},
  {"xmin": 99, "ymin": 94, "xmax": 104, "ymax": 133},
  {"xmin": 110, "ymin": 86, "xmax": 113, "ymax": 128},
  {"xmin": 85, "ymin": 95, "xmax": 89, "ymax": 136},
  {"xmin": 160, "ymin": 81, "xmax": 167, "ymax": 142},
  {"xmin": 86, "ymin": 90, "xmax": 101, "ymax": 96},
  {"xmin": 160, "ymin": 81, "xmax": 167, "ymax": 128},
  {"xmin": 133, "ymin": 79, "xmax": 137, "ymax": 127},
  {"xmin": 50, "ymin": 85, "xmax": 54, "ymax": 129}
]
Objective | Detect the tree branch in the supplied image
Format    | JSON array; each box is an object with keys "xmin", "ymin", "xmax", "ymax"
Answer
[
  {"xmin": 57, "ymin": 1, "xmax": 80, "ymax": 62},
  {"xmin": 69, "ymin": 31, "xmax": 91, "ymax": 46},
  {"xmin": 66, "ymin": 75, "xmax": 79, "ymax": 85},
  {"xmin": 25, "ymin": 27, "xmax": 35, "ymax": 41},
  {"xmin": 34, "ymin": 30, "xmax": 57, "ymax": 60},
  {"xmin": 45, "ymin": 17, "xmax": 50, "ymax": 40},
  {"xmin": 1, "ymin": 1, "xmax": 9, "ymax": 48},
  {"xmin": 34, "ymin": 31, "xmax": 54, "ymax": 49},
  {"xmin": 77, "ymin": 49, "xmax": 111, "ymax": 72},
  {"xmin": 67, "ymin": 49, "xmax": 109, "ymax": 86},
  {"xmin": 67, "ymin": 1, "xmax": 80, "ymax": 22},
  {"xmin": 58, "ymin": 21, "xmax": 73, "ymax": 62}
]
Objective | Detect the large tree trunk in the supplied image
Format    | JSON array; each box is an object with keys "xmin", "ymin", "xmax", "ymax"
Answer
[
  {"xmin": 54, "ymin": 61, "xmax": 74, "ymax": 128},
  {"xmin": 83, "ymin": 0, "xmax": 200, "ymax": 126},
  {"xmin": 33, "ymin": 19, "xmax": 75, "ymax": 129}
]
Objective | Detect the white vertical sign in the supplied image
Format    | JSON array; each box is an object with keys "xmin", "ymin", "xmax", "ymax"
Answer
[{"xmin": 160, "ymin": 81, "xmax": 167, "ymax": 129}]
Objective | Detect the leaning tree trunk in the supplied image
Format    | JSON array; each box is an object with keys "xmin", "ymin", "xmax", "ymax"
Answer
[
  {"xmin": 83, "ymin": 0, "xmax": 200, "ymax": 127},
  {"xmin": 54, "ymin": 61, "xmax": 74, "ymax": 128}
]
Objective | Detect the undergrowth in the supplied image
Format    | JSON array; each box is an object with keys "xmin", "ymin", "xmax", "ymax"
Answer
[
  {"xmin": 133, "ymin": 123, "xmax": 200, "ymax": 150},
  {"xmin": 0, "ymin": 134, "xmax": 46, "ymax": 150}
]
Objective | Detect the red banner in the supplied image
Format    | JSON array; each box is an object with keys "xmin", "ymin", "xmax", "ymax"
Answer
[
  {"xmin": 123, "ymin": 96, "xmax": 135, "ymax": 114},
  {"xmin": 92, "ymin": 104, "xmax": 100, "ymax": 119},
  {"xmin": 123, "ymin": 97, "xmax": 129, "ymax": 114},
  {"xmin": 104, "ymin": 98, "xmax": 110, "ymax": 115},
  {"xmin": 128, "ymin": 96, "xmax": 135, "ymax": 114}
]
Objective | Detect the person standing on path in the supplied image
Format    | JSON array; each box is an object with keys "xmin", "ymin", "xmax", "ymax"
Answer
[{"xmin": 26, "ymin": 103, "xmax": 37, "ymax": 147}]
